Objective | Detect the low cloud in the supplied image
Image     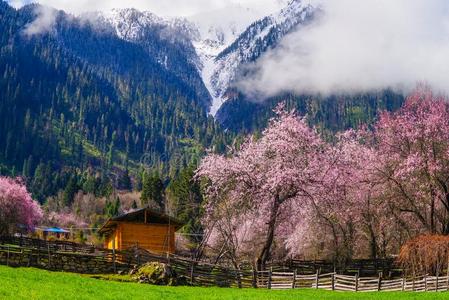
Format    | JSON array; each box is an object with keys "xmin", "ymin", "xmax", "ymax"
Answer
[
  {"xmin": 237, "ymin": 0, "xmax": 449, "ymax": 98},
  {"xmin": 23, "ymin": 5, "xmax": 57, "ymax": 36},
  {"xmin": 8, "ymin": 0, "xmax": 286, "ymax": 17}
]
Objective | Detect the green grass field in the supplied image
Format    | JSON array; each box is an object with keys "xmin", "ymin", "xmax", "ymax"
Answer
[{"xmin": 0, "ymin": 265, "xmax": 447, "ymax": 300}]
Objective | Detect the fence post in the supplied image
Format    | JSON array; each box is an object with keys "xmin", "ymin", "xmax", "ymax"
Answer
[
  {"xmin": 268, "ymin": 267, "xmax": 272, "ymax": 289},
  {"xmin": 331, "ymin": 273, "xmax": 335, "ymax": 291},
  {"xmin": 292, "ymin": 269, "xmax": 297, "ymax": 289},
  {"xmin": 137, "ymin": 248, "xmax": 141, "ymax": 266},
  {"xmin": 315, "ymin": 270, "xmax": 319, "ymax": 289},
  {"xmin": 412, "ymin": 273, "xmax": 415, "ymax": 291},
  {"xmin": 236, "ymin": 269, "xmax": 242, "ymax": 289},
  {"xmin": 189, "ymin": 261, "xmax": 195, "ymax": 285},
  {"xmin": 436, "ymin": 274, "xmax": 439, "ymax": 292},
  {"xmin": 447, "ymin": 268, "xmax": 449, "ymax": 292},
  {"xmin": 27, "ymin": 251, "xmax": 31, "ymax": 267},
  {"xmin": 18, "ymin": 248, "xmax": 23, "ymax": 266},
  {"xmin": 424, "ymin": 274, "xmax": 428, "ymax": 291},
  {"xmin": 355, "ymin": 273, "xmax": 359, "ymax": 292},
  {"xmin": 112, "ymin": 250, "xmax": 117, "ymax": 273},
  {"xmin": 47, "ymin": 244, "xmax": 51, "ymax": 269},
  {"xmin": 37, "ymin": 242, "xmax": 40, "ymax": 265},
  {"xmin": 447, "ymin": 259, "xmax": 449, "ymax": 291},
  {"xmin": 6, "ymin": 245, "xmax": 9, "ymax": 266},
  {"xmin": 252, "ymin": 268, "xmax": 257, "ymax": 288},
  {"xmin": 112, "ymin": 239, "xmax": 116, "ymax": 273},
  {"xmin": 401, "ymin": 275, "xmax": 405, "ymax": 291},
  {"xmin": 377, "ymin": 272, "xmax": 382, "ymax": 291}
]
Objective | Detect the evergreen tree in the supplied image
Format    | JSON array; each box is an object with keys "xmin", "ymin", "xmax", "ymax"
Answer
[
  {"xmin": 168, "ymin": 165, "xmax": 203, "ymax": 243},
  {"xmin": 82, "ymin": 174, "xmax": 97, "ymax": 194},
  {"xmin": 118, "ymin": 169, "xmax": 132, "ymax": 191},
  {"xmin": 63, "ymin": 175, "xmax": 79, "ymax": 206},
  {"xmin": 140, "ymin": 170, "xmax": 165, "ymax": 209},
  {"xmin": 131, "ymin": 200, "xmax": 138, "ymax": 209},
  {"xmin": 105, "ymin": 196, "xmax": 121, "ymax": 217}
]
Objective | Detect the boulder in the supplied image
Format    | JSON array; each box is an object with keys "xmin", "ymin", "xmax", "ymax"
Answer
[{"xmin": 132, "ymin": 262, "xmax": 185, "ymax": 286}]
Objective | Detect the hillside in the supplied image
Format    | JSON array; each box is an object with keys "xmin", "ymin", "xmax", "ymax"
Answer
[{"xmin": 0, "ymin": 1, "xmax": 228, "ymax": 201}]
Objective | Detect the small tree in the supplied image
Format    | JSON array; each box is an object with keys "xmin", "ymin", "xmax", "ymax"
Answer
[
  {"xmin": 0, "ymin": 176, "xmax": 42, "ymax": 236},
  {"xmin": 399, "ymin": 234, "xmax": 449, "ymax": 276}
]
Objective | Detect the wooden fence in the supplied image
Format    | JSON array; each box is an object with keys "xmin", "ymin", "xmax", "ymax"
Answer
[
  {"xmin": 263, "ymin": 269, "xmax": 449, "ymax": 292},
  {"xmin": 287, "ymin": 258, "xmax": 401, "ymax": 277},
  {"xmin": 0, "ymin": 237, "xmax": 447, "ymax": 292}
]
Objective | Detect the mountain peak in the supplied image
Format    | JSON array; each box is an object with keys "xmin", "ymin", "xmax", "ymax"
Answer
[
  {"xmin": 80, "ymin": 1, "xmax": 316, "ymax": 116},
  {"xmin": 194, "ymin": 0, "xmax": 316, "ymax": 115}
]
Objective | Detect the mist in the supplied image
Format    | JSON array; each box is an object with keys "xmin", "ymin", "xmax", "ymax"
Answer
[
  {"xmin": 8, "ymin": 0, "xmax": 286, "ymax": 17},
  {"xmin": 237, "ymin": 0, "xmax": 449, "ymax": 98},
  {"xmin": 22, "ymin": 5, "xmax": 57, "ymax": 36}
]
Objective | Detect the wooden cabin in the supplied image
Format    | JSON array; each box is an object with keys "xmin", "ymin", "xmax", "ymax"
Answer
[{"xmin": 98, "ymin": 207, "xmax": 182, "ymax": 254}]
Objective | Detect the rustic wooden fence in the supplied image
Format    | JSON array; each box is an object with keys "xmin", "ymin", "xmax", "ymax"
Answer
[
  {"xmin": 0, "ymin": 237, "xmax": 447, "ymax": 292},
  {"xmin": 261, "ymin": 269, "xmax": 449, "ymax": 292},
  {"xmin": 287, "ymin": 258, "xmax": 401, "ymax": 277}
]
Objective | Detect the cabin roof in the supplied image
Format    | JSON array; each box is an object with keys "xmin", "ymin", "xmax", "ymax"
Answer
[
  {"xmin": 36, "ymin": 227, "xmax": 70, "ymax": 233},
  {"xmin": 98, "ymin": 207, "xmax": 183, "ymax": 235}
]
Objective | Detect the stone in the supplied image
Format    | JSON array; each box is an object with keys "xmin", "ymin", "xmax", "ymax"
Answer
[{"xmin": 132, "ymin": 262, "xmax": 185, "ymax": 286}]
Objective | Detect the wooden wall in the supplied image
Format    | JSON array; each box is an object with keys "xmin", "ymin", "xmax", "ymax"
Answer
[{"xmin": 105, "ymin": 222, "xmax": 175, "ymax": 254}]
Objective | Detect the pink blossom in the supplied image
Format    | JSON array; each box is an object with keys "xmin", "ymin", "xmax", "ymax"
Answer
[{"xmin": 0, "ymin": 176, "xmax": 42, "ymax": 235}]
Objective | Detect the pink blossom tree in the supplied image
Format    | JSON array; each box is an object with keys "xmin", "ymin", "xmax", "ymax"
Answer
[
  {"xmin": 0, "ymin": 176, "xmax": 42, "ymax": 236},
  {"xmin": 197, "ymin": 105, "xmax": 327, "ymax": 269},
  {"xmin": 296, "ymin": 86, "xmax": 449, "ymax": 260},
  {"xmin": 373, "ymin": 86, "xmax": 449, "ymax": 235},
  {"xmin": 287, "ymin": 129, "xmax": 396, "ymax": 261},
  {"xmin": 45, "ymin": 211, "xmax": 87, "ymax": 229}
]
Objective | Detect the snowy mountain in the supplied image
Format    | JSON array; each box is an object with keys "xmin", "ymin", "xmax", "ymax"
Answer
[
  {"xmin": 187, "ymin": 4, "xmax": 276, "ymax": 116},
  {"xmin": 92, "ymin": 8, "xmax": 212, "ymax": 108},
  {"xmin": 192, "ymin": 0, "xmax": 316, "ymax": 115},
  {"xmin": 88, "ymin": 0, "xmax": 316, "ymax": 115}
]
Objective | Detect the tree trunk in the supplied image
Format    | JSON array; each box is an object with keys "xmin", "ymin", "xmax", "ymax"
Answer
[
  {"xmin": 257, "ymin": 196, "xmax": 281, "ymax": 271},
  {"xmin": 444, "ymin": 192, "xmax": 449, "ymax": 234},
  {"xmin": 368, "ymin": 225, "xmax": 378, "ymax": 259},
  {"xmin": 430, "ymin": 188, "xmax": 436, "ymax": 233}
]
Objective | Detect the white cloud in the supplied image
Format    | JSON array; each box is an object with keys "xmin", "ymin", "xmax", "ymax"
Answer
[
  {"xmin": 237, "ymin": 0, "xmax": 449, "ymax": 98},
  {"xmin": 8, "ymin": 0, "xmax": 286, "ymax": 17},
  {"xmin": 22, "ymin": 5, "xmax": 57, "ymax": 36}
]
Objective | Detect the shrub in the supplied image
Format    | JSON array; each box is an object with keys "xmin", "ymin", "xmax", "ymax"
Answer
[{"xmin": 399, "ymin": 234, "xmax": 449, "ymax": 276}]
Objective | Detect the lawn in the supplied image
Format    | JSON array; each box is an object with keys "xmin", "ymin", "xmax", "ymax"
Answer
[{"xmin": 0, "ymin": 265, "xmax": 446, "ymax": 300}]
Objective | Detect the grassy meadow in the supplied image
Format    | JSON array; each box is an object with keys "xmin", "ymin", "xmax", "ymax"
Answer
[{"xmin": 0, "ymin": 265, "xmax": 446, "ymax": 300}]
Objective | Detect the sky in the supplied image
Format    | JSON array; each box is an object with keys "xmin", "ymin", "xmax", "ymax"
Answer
[{"xmin": 7, "ymin": 0, "xmax": 286, "ymax": 17}]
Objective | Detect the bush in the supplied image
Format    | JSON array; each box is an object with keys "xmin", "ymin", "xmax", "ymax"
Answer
[{"xmin": 399, "ymin": 234, "xmax": 449, "ymax": 276}]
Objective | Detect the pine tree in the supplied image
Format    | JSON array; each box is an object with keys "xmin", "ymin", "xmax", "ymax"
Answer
[
  {"xmin": 140, "ymin": 170, "xmax": 165, "ymax": 209},
  {"xmin": 168, "ymin": 165, "xmax": 203, "ymax": 242},
  {"xmin": 118, "ymin": 169, "xmax": 132, "ymax": 191},
  {"xmin": 63, "ymin": 175, "xmax": 78, "ymax": 206}
]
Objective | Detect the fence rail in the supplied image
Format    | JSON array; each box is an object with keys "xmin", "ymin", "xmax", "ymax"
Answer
[
  {"xmin": 288, "ymin": 258, "xmax": 401, "ymax": 276},
  {"xmin": 262, "ymin": 269, "xmax": 449, "ymax": 292},
  {"xmin": 0, "ymin": 237, "xmax": 447, "ymax": 292}
]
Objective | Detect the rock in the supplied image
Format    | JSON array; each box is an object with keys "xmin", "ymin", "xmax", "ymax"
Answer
[
  {"xmin": 129, "ymin": 267, "xmax": 138, "ymax": 275},
  {"xmin": 132, "ymin": 262, "xmax": 184, "ymax": 286}
]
